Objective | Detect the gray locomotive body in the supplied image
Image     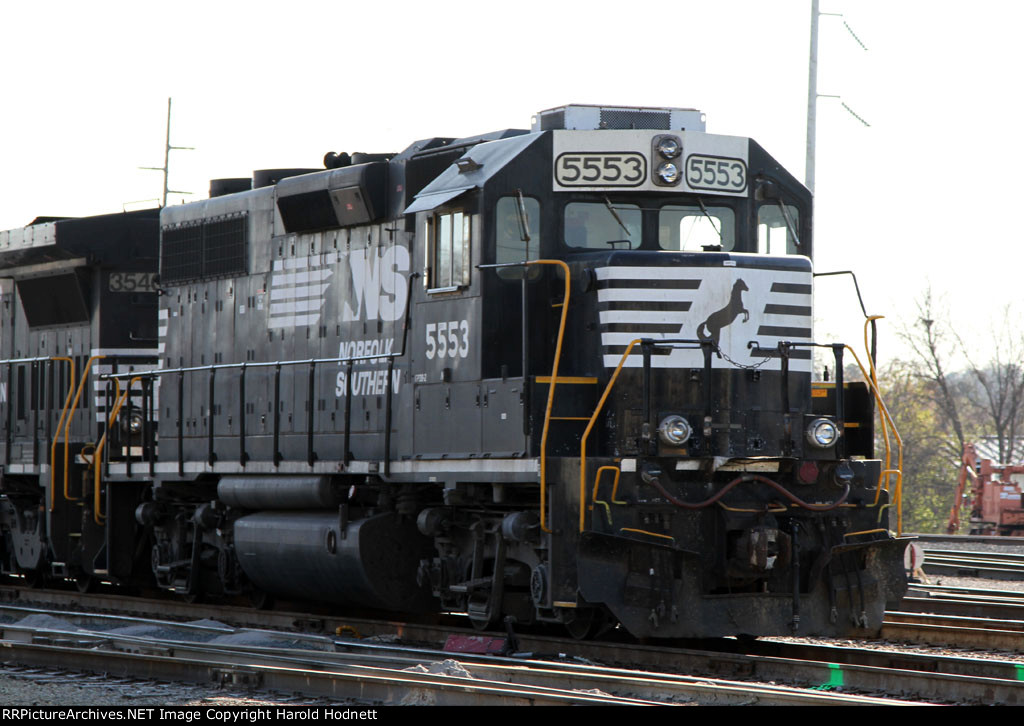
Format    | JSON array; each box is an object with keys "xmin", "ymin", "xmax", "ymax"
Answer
[{"xmin": 0, "ymin": 106, "xmax": 908, "ymax": 638}]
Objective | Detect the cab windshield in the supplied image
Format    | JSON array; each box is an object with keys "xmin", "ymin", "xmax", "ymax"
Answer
[
  {"xmin": 658, "ymin": 204, "xmax": 734, "ymax": 251},
  {"xmin": 564, "ymin": 202, "xmax": 641, "ymax": 249},
  {"xmin": 562, "ymin": 200, "xmax": 736, "ymax": 251}
]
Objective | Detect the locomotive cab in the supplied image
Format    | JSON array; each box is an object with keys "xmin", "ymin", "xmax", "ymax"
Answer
[{"xmin": 406, "ymin": 105, "xmax": 907, "ymax": 636}]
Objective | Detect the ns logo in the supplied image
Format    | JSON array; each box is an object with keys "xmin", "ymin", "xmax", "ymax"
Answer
[
  {"xmin": 342, "ymin": 245, "xmax": 410, "ymax": 323},
  {"xmin": 269, "ymin": 244, "xmax": 410, "ymax": 329}
]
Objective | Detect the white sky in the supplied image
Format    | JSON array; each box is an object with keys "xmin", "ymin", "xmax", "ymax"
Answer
[{"xmin": 0, "ymin": 1, "xmax": 1017, "ymax": 367}]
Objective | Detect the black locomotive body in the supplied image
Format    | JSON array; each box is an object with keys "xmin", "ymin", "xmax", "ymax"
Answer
[
  {"xmin": 0, "ymin": 105, "xmax": 908, "ymax": 638},
  {"xmin": 0, "ymin": 210, "xmax": 160, "ymax": 589}
]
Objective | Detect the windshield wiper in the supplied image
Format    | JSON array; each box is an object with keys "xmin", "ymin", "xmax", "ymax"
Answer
[
  {"xmin": 775, "ymin": 200, "xmax": 801, "ymax": 251},
  {"xmin": 603, "ymin": 195, "xmax": 632, "ymax": 240},
  {"xmin": 515, "ymin": 189, "xmax": 531, "ymax": 244},
  {"xmin": 696, "ymin": 198, "xmax": 723, "ymax": 244}
]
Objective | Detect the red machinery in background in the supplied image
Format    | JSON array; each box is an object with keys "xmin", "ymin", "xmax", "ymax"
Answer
[{"xmin": 948, "ymin": 443, "xmax": 1024, "ymax": 535}]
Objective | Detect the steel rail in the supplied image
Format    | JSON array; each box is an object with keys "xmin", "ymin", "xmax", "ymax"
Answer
[
  {"xmin": 0, "ymin": 607, "xmax": 921, "ymax": 706},
  {"xmin": 0, "ymin": 588, "xmax": 1006, "ymax": 704}
]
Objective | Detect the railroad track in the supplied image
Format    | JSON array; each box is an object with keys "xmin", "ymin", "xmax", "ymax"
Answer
[
  {"xmin": 0, "ymin": 599, "xmax": 922, "ymax": 706},
  {"xmin": 0, "ymin": 585, "xmax": 1012, "ymax": 705},
  {"xmin": 910, "ymin": 534, "xmax": 1024, "ymax": 549},
  {"xmin": 921, "ymin": 549, "xmax": 1024, "ymax": 580}
]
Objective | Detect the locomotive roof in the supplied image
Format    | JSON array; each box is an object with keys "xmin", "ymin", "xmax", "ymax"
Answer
[
  {"xmin": 0, "ymin": 208, "xmax": 159, "ymax": 270},
  {"xmin": 405, "ymin": 132, "xmax": 543, "ymax": 214}
]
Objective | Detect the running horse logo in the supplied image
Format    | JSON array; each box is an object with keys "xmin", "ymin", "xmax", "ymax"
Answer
[{"xmin": 695, "ymin": 278, "xmax": 749, "ymax": 352}]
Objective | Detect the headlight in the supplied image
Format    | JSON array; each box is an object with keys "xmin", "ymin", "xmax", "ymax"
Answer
[
  {"xmin": 658, "ymin": 415, "xmax": 692, "ymax": 446},
  {"xmin": 122, "ymin": 411, "xmax": 144, "ymax": 435},
  {"xmin": 656, "ymin": 162, "xmax": 680, "ymax": 184},
  {"xmin": 805, "ymin": 418, "xmax": 840, "ymax": 449},
  {"xmin": 656, "ymin": 137, "xmax": 681, "ymax": 159}
]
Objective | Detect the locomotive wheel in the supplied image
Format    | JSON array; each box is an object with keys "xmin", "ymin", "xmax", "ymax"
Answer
[
  {"xmin": 248, "ymin": 588, "xmax": 273, "ymax": 610},
  {"xmin": 563, "ymin": 607, "xmax": 603, "ymax": 640},
  {"xmin": 75, "ymin": 574, "xmax": 95, "ymax": 593},
  {"xmin": 468, "ymin": 612, "xmax": 497, "ymax": 632},
  {"xmin": 22, "ymin": 568, "xmax": 46, "ymax": 589}
]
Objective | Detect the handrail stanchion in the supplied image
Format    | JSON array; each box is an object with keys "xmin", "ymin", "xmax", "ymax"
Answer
[
  {"xmin": 306, "ymin": 360, "xmax": 316, "ymax": 467},
  {"xmin": 272, "ymin": 363, "xmax": 282, "ymax": 466},
  {"xmin": 238, "ymin": 363, "xmax": 247, "ymax": 466}
]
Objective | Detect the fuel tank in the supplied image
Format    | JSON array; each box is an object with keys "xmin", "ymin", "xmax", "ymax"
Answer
[{"xmin": 233, "ymin": 511, "xmax": 436, "ymax": 612}]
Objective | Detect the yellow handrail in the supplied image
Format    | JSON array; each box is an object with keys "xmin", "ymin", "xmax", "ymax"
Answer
[
  {"xmin": 92, "ymin": 376, "xmax": 141, "ymax": 525},
  {"xmin": 62, "ymin": 355, "xmax": 104, "ymax": 505},
  {"xmin": 579, "ymin": 340, "xmax": 641, "ymax": 532},
  {"xmin": 843, "ymin": 347, "xmax": 902, "ymax": 494},
  {"xmin": 838, "ymin": 324, "xmax": 904, "ymax": 534},
  {"xmin": 592, "ymin": 465, "xmax": 625, "ymax": 525},
  {"xmin": 46, "ymin": 357, "xmax": 75, "ymax": 512},
  {"xmin": 863, "ymin": 315, "xmax": 905, "ymax": 534},
  {"xmin": 592, "ymin": 465, "xmax": 625, "ymax": 505},
  {"xmin": 531, "ymin": 259, "xmax": 571, "ymax": 535},
  {"xmin": 620, "ymin": 527, "xmax": 674, "ymax": 543}
]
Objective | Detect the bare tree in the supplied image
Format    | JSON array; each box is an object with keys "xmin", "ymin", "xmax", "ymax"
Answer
[
  {"xmin": 898, "ymin": 288, "xmax": 966, "ymax": 460},
  {"xmin": 900, "ymin": 290, "xmax": 1024, "ymax": 464},
  {"xmin": 954, "ymin": 305, "xmax": 1024, "ymax": 464}
]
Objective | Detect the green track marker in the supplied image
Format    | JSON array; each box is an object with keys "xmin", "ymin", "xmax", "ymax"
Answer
[{"xmin": 812, "ymin": 663, "xmax": 844, "ymax": 690}]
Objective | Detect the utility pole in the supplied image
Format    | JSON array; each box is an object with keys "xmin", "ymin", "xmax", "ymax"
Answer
[
  {"xmin": 805, "ymin": 2, "xmax": 869, "ymax": 195},
  {"xmin": 806, "ymin": 0, "xmax": 820, "ymax": 194},
  {"xmin": 141, "ymin": 98, "xmax": 194, "ymax": 207}
]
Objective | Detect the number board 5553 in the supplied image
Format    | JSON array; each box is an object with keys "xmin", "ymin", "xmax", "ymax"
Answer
[
  {"xmin": 685, "ymin": 154, "xmax": 747, "ymax": 193},
  {"xmin": 554, "ymin": 153, "xmax": 646, "ymax": 187}
]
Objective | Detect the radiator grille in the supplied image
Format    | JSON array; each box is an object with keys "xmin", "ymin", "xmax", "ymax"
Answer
[
  {"xmin": 161, "ymin": 214, "xmax": 246, "ymax": 284},
  {"xmin": 600, "ymin": 109, "xmax": 671, "ymax": 130}
]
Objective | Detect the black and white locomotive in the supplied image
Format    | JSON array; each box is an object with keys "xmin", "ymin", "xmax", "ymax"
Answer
[{"xmin": 0, "ymin": 105, "xmax": 908, "ymax": 638}]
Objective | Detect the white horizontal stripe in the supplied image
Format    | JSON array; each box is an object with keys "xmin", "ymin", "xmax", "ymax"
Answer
[
  {"xmin": 270, "ymin": 299, "xmax": 322, "ymax": 314},
  {"xmin": 271, "ymin": 269, "xmax": 332, "ymax": 286},
  {"xmin": 597, "ymin": 289, "xmax": 696, "ymax": 303},
  {"xmin": 90, "ymin": 348, "xmax": 160, "ymax": 357},
  {"xmin": 595, "ymin": 267, "xmax": 703, "ymax": 281},
  {"xmin": 269, "ymin": 314, "xmax": 320, "ymax": 327},
  {"xmin": 273, "ymin": 257, "xmax": 311, "ymax": 271},
  {"xmin": 600, "ymin": 332, "xmax": 675, "ymax": 346},
  {"xmin": 271, "ymin": 253, "xmax": 339, "ymax": 271},
  {"xmin": 270, "ymin": 284, "xmax": 329, "ymax": 300},
  {"xmin": 599, "ymin": 310, "xmax": 685, "ymax": 325},
  {"xmin": 761, "ymin": 314, "xmax": 812, "ymax": 328}
]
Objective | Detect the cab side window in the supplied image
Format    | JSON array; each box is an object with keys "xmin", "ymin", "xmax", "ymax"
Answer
[
  {"xmin": 757, "ymin": 203, "xmax": 801, "ymax": 255},
  {"xmin": 426, "ymin": 210, "xmax": 470, "ymax": 291}
]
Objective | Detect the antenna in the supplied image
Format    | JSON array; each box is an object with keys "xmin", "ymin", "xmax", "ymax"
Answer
[
  {"xmin": 140, "ymin": 98, "xmax": 194, "ymax": 207},
  {"xmin": 805, "ymin": 1, "xmax": 869, "ymax": 194}
]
